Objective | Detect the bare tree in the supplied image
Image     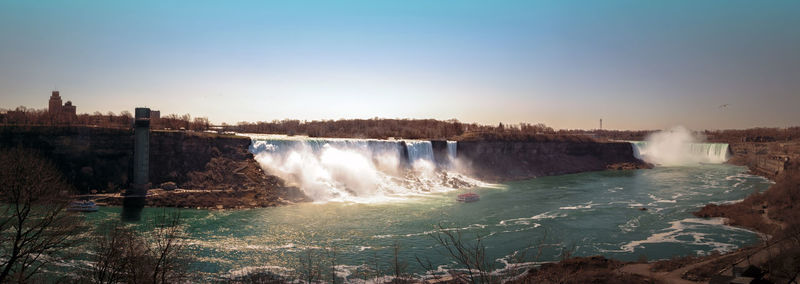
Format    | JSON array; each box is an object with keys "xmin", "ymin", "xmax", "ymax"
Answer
[
  {"xmin": 0, "ymin": 148, "xmax": 83, "ymax": 283},
  {"xmin": 427, "ymin": 224, "xmax": 496, "ymax": 283},
  {"xmin": 328, "ymin": 246, "xmax": 338, "ymax": 284},
  {"xmin": 391, "ymin": 241, "xmax": 408, "ymax": 283},
  {"xmin": 89, "ymin": 210, "xmax": 188, "ymax": 284},
  {"xmin": 297, "ymin": 248, "xmax": 322, "ymax": 283},
  {"xmin": 504, "ymin": 229, "xmax": 549, "ymax": 280},
  {"xmin": 90, "ymin": 222, "xmax": 134, "ymax": 284}
]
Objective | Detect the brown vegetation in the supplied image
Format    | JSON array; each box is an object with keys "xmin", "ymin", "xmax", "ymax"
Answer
[
  {"xmin": 455, "ymin": 131, "xmax": 595, "ymax": 142},
  {"xmin": 558, "ymin": 127, "xmax": 800, "ymax": 144},
  {"xmin": 557, "ymin": 129, "xmax": 654, "ymax": 141},
  {"xmin": 1, "ymin": 107, "xmax": 562, "ymax": 140},
  {"xmin": 694, "ymin": 159, "xmax": 800, "ymax": 235},
  {"xmin": 519, "ymin": 256, "xmax": 654, "ymax": 284},
  {"xmin": 649, "ymin": 253, "xmax": 709, "ymax": 272},
  {"xmin": 703, "ymin": 127, "xmax": 800, "ymax": 143},
  {"xmin": 0, "ymin": 106, "xmax": 210, "ymax": 131},
  {"xmin": 228, "ymin": 119, "xmax": 557, "ymax": 140}
]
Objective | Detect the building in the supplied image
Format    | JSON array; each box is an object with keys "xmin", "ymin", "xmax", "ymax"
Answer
[
  {"xmin": 150, "ymin": 110, "xmax": 161, "ymax": 128},
  {"xmin": 47, "ymin": 91, "xmax": 77, "ymax": 123},
  {"xmin": 62, "ymin": 101, "xmax": 76, "ymax": 117},
  {"xmin": 48, "ymin": 91, "xmax": 62, "ymax": 114}
]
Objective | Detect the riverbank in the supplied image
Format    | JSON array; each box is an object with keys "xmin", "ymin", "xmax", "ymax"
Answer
[{"xmin": 694, "ymin": 142, "xmax": 799, "ymax": 234}]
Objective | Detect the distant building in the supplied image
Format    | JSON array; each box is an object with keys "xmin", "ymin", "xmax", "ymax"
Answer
[
  {"xmin": 150, "ymin": 110, "xmax": 161, "ymax": 128},
  {"xmin": 63, "ymin": 101, "xmax": 76, "ymax": 117},
  {"xmin": 48, "ymin": 91, "xmax": 62, "ymax": 114},
  {"xmin": 47, "ymin": 91, "xmax": 77, "ymax": 123}
]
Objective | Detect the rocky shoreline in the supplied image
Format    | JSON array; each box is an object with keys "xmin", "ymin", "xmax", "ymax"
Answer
[
  {"xmin": 694, "ymin": 142, "xmax": 799, "ymax": 235},
  {"xmin": 520, "ymin": 141, "xmax": 799, "ymax": 283}
]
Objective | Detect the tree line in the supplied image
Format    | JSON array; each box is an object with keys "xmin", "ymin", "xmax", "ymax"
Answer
[
  {"xmin": 4, "ymin": 105, "xmax": 797, "ymax": 142},
  {"xmin": 226, "ymin": 119, "xmax": 556, "ymax": 140},
  {"xmin": 0, "ymin": 106, "xmax": 211, "ymax": 132}
]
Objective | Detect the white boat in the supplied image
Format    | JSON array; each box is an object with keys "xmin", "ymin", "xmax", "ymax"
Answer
[
  {"xmin": 67, "ymin": 200, "xmax": 99, "ymax": 212},
  {"xmin": 457, "ymin": 193, "xmax": 480, "ymax": 202}
]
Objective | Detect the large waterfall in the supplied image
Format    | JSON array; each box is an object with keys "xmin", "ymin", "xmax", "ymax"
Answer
[
  {"xmin": 629, "ymin": 126, "xmax": 730, "ymax": 166},
  {"xmin": 245, "ymin": 134, "xmax": 479, "ymax": 202},
  {"xmin": 631, "ymin": 141, "xmax": 729, "ymax": 165},
  {"xmin": 632, "ymin": 141, "xmax": 729, "ymax": 164}
]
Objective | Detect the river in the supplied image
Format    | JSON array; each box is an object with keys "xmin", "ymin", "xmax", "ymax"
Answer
[{"xmin": 84, "ymin": 163, "xmax": 770, "ymax": 281}]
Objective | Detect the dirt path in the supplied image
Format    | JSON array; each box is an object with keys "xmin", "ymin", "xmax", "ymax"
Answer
[{"xmin": 619, "ymin": 255, "xmax": 724, "ymax": 284}]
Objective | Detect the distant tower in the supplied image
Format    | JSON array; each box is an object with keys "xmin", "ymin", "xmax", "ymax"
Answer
[
  {"xmin": 599, "ymin": 119, "xmax": 603, "ymax": 130},
  {"xmin": 132, "ymin": 107, "xmax": 151, "ymax": 196},
  {"xmin": 48, "ymin": 91, "xmax": 62, "ymax": 114}
]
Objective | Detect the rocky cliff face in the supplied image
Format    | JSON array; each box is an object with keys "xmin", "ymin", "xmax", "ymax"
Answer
[
  {"xmin": 0, "ymin": 126, "xmax": 307, "ymax": 204},
  {"xmin": 149, "ymin": 131, "xmax": 251, "ymax": 187},
  {"xmin": 727, "ymin": 142, "xmax": 796, "ymax": 179},
  {"xmin": 456, "ymin": 140, "xmax": 650, "ymax": 181},
  {"xmin": 0, "ymin": 126, "xmax": 134, "ymax": 192}
]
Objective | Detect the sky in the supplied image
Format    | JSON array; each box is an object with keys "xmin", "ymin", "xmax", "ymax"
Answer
[{"xmin": 1, "ymin": 1, "xmax": 798, "ymax": 130}]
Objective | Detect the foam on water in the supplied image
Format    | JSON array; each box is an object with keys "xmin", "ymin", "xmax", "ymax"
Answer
[
  {"xmin": 559, "ymin": 201, "xmax": 594, "ymax": 210},
  {"xmin": 620, "ymin": 218, "xmax": 753, "ymax": 253},
  {"xmin": 498, "ymin": 211, "xmax": 567, "ymax": 226}
]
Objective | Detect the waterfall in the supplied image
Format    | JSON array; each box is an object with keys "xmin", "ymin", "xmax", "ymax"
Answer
[
  {"xmin": 447, "ymin": 141, "xmax": 457, "ymax": 162},
  {"xmin": 629, "ymin": 126, "xmax": 730, "ymax": 166},
  {"xmin": 690, "ymin": 143, "xmax": 730, "ymax": 164},
  {"xmin": 405, "ymin": 140, "xmax": 435, "ymax": 165},
  {"xmin": 631, "ymin": 141, "xmax": 729, "ymax": 166},
  {"xmin": 244, "ymin": 134, "xmax": 483, "ymax": 202}
]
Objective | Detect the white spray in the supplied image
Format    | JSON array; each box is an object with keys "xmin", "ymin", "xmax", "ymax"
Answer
[
  {"xmin": 247, "ymin": 135, "xmax": 484, "ymax": 203},
  {"xmin": 631, "ymin": 126, "xmax": 729, "ymax": 166}
]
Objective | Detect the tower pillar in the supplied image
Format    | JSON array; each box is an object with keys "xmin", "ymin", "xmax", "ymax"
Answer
[{"xmin": 132, "ymin": 107, "xmax": 151, "ymax": 196}]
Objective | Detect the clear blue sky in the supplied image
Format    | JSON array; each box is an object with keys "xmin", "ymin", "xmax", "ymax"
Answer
[{"xmin": 1, "ymin": 0, "xmax": 798, "ymax": 130}]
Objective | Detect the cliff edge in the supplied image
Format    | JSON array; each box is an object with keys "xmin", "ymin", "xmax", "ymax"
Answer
[{"xmin": 457, "ymin": 140, "xmax": 651, "ymax": 182}]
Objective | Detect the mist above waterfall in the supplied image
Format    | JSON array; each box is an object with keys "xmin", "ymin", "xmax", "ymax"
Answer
[
  {"xmin": 632, "ymin": 126, "xmax": 729, "ymax": 166},
  {"xmin": 248, "ymin": 136, "xmax": 483, "ymax": 203}
]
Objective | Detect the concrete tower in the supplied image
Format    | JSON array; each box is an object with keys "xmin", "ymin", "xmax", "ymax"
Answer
[{"xmin": 132, "ymin": 107, "xmax": 151, "ymax": 196}]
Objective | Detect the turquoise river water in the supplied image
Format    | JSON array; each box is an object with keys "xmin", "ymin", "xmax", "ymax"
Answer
[{"xmin": 84, "ymin": 164, "xmax": 771, "ymax": 281}]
